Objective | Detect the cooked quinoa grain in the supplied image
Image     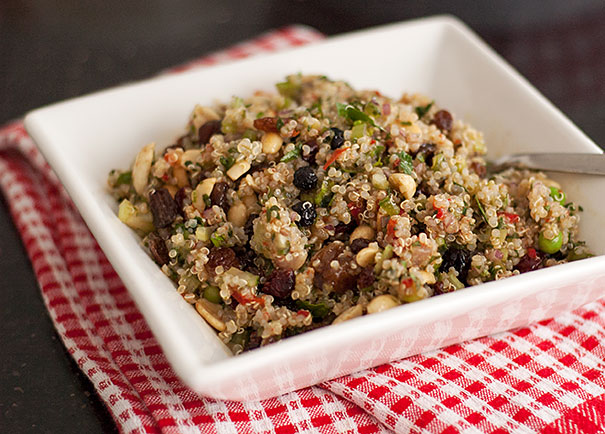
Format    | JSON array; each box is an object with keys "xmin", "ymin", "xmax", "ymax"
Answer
[{"xmin": 108, "ymin": 74, "xmax": 592, "ymax": 354}]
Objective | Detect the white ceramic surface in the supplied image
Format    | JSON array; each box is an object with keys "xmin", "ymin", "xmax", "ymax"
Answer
[{"xmin": 24, "ymin": 16, "xmax": 605, "ymax": 401}]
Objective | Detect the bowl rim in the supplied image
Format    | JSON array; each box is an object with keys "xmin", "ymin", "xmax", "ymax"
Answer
[{"xmin": 23, "ymin": 14, "xmax": 605, "ymax": 399}]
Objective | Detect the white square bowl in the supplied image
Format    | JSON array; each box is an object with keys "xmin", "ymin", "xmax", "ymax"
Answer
[{"xmin": 24, "ymin": 16, "xmax": 605, "ymax": 401}]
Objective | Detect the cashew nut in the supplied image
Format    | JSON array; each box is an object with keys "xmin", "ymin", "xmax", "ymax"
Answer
[
  {"xmin": 332, "ymin": 304, "xmax": 363, "ymax": 324},
  {"xmin": 132, "ymin": 142, "xmax": 154, "ymax": 195},
  {"xmin": 195, "ymin": 299, "xmax": 226, "ymax": 331}
]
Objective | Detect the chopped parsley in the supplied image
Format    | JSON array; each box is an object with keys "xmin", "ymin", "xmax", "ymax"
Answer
[
  {"xmin": 415, "ymin": 101, "xmax": 434, "ymax": 118},
  {"xmin": 220, "ymin": 155, "xmax": 235, "ymax": 170},
  {"xmin": 280, "ymin": 144, "xmax": 302, "ymax": 162},
  {"xmin": 397, "ymin": 151, "xmax": 414, "ymax": 175}
]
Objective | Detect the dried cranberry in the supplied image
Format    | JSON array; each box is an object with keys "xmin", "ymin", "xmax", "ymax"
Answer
[
  {"xmin": 432, "ymin": 281, "xmax": 447, "ymax": 295},
  {"xmin": 515, "ymin": 251, "xmax": 544, "ymax": 273},
  {"xmin": 347, "ymin": 201, "xmax": 365, "ymax": 224},
  {"xmin": 206, "ymin": 247, "xmax": 240, "ymax": 276},
  {"xmin": 210, "ymin": 181, "xmax": 229, "ymax": 212},
  {"xmin": 198, "ymin": 120, "xmax": 222, "ymax": 144},
  {"xmin": 357, "ymin": 265, "xmax": 375, "ymax": 290},
  {"xmin": 350, "ymin": 238, "xmax": 371, "ymax": 253},
  {"xmin": 147, "ymin": 232, "xmax": 169, "ymax": 265},
  {"xmin": 174, "ymin": 187, "xmax": 191, "ymax": 216},
  {"xmin": 262, "ymin": 269, "xmax": 295, "ymax": 299},
  {"xmin": 149, "ymin": 188, "xmax": 179, "ymax": 228},
  {"xmin": 432, "ymin": 110, "xmax": 453, "ymax": 133}
]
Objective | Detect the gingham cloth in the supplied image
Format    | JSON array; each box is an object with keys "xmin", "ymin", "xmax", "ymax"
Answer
[{"xmin": 2, "ymin": 25, "xmax": 605, "ymax": 434}]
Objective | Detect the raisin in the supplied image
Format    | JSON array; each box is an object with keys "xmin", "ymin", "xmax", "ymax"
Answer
[
  {"xmin": 470, "ymin": 161, "xmax": 487, "ymax": 178},
  {"xmin": 357, "ymin": 265, "xmax": 375, "ymax": 290},
  {"xmin": 293, "ymin": 166, "xmax": 318, "ymax": 191},
  {"xmin": 350, "ymin": 238, "xmax": 371, "ymax": 253},
  {"xmin": 432, "ymin": 110, "xmax": 453, "ymax": 133},
  {"xmin": 149, "ymin": 188, "xmax": 179, "ymax": 228},
  {"xmin": 210, "ymin": 181, "xmax": 229, "ymax": 212},
  {"xmin": 175, "ymin": 134, "xmax": 189, "ymax": 148},
  {"xmin": 147, "ymin": 232, "xmax": 169, "ymax": 265},
  {"xmin": 206, "ymin": 247, "xmax": 240, "ymax": 277},
  {"xmin": 198, "ymin": 120, "xmax": 222, "ymax": 144},
  {"xmin": 311, "ymin": 242, "xmax": 356, "ymax": 293},
  {"xmin": 247, "ymin": 330, "xmax": 262, "ymax": 350},
  {"xmin": 334, "ymin": 221, "xmax": 355, "ymax": 235},
  {"xmin": 253, "ymin": 117, "xmax": 279, "ymax": 133},
  {"xmin": 416, "ymin": 143, "xmax": 436, "ymax": 167},
  {"xmin": 244, "ymin": 213, "xmax": 259, "ymax": 241},
  {"xmin": 262, "ymin": 269, "xmax": 295, "ymax": 299},
  {"xmin": 233, "ymin": 246, "xmax": 260, "ymax": 275},
  {"xmin": 302, "ymin": 140, "xmax": 319, "ymax": 164},
  {"xmin": 440, "ymin": 246, "xmax": 472, "ymax": 285}
]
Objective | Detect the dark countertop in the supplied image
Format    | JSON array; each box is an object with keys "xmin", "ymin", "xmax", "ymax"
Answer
[{"xmin": 2, "ymin": 1, "xmax": 604, "ymax": 432}]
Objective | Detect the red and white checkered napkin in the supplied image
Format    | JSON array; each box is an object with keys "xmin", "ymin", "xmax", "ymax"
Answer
[{"xmin": 2, "ymin": 25, "xmax": 605, "ymax": 434}]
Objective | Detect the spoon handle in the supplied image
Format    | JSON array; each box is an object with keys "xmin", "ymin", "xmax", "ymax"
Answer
[{"xmin": 490, "ymin": 153, "xmax": 605, "ymax": 176}]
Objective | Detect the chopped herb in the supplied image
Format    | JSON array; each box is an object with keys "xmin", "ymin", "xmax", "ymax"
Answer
[
  {"xmin": 400, "ymin": 121, "xmax": 412, "ymax": 126},
  {"xmin": 202, "ymin": 194, "xmax": 211, "ymax": 207},
  {"xmin": 336, "ymin": 102, "xmax": 384, "ymax": 131},
  {"xmin": 276, "ymin": 75, "xmax": 302, "ymax": 99},
  {"xmin": 315, "ymin": 180, "xmax": 334, "ymax": 208},
  {"xmin": 475, "ymin": 196, "xmax": 489, "ymax": 224},
  {"xmin": 415, "ymin": 101, "xmax": 434, "ymax": 118},
  {"xmin": 453, "ymin": 182, "xmax": 468, "ymax": 193},
  {"xmin": 372, "ymin": 145, "xmax": 385, "ymax": 166},
  {"xmin": 256, "ymin": 112, "xmax": 265, "ymax": 119},
  {"xmin": 280, "ymin": 144, "xmax": 302, "ymax": 162},
  {"xmin": 311, "ymin": 99, "xmax": 323, "ymax": 117},
  {"xmin": 277, "ymin": 240, "xmax": 291, "ymax": 256},
  {"xmin": 210, "ymin": 232, "xmax": 226, "ymax": 248},
  {"xmin": 242, "ymin": 130, "xmax": 258, "ymax": 141},
  {"xmin": 220, "ymin": 155, "xmax": 235, "ymax": 170},
  {"xmin": 116, "ymin": 171, "xmax": 132, "ymax": 186},
  {"xmin": 364, "ymin": 101, "xmax": 381, "ymax": 117},
  {"xmin": 295, "ymin": 300, "xmax": 330, "ymax": 319},
  {"xmin": 276, "ymin": 117, "xmax": 285, "ymax": 131},
  {"xmin": 397, "ymin": 151, "xmax": 414, "ymax": 175},
  {"xmin": 267, "ymin": 205, "xmax": 281, "ymax": 222}
]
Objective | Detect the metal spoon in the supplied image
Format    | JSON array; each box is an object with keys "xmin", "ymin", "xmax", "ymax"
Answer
[{"xmin": 488, "ymin": 152, "xmax": 605, "ymax": 176}]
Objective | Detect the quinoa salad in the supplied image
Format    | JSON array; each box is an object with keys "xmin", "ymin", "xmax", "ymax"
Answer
[{"xmin": 108, "ymin": 74, "xmax": 591, "ymax": 354}]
